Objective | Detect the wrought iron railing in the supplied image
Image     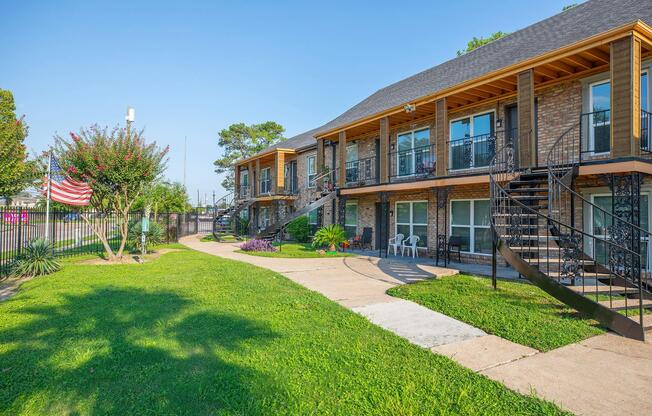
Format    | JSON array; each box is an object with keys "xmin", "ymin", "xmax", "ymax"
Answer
[
  {"xmin": 258, "ymin": 176, "xmax": 272, "ymax": 195},
  {"xmin": 389, "ymin": 143, "xmax": 436, "ymax": 180},
  {"xmin": 642, "ymin": 109, "xmax": 652, "ymax": 153},
  {"xmin": 345, "ymin": 156, "xmax": 378, "ymax": 186},
  {"xmin": 236, "ymin": 185, "xmax": 251, "ymax": 200},
  {"xmin": 448, "ymin": 128, "xmax": 517, "ymax": 173},
  {"xmin": 312, "ymin": 167, "xmax": 337, "ymax": 191}
]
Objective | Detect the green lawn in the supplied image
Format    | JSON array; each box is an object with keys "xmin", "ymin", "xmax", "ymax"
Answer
[
  {"xmin": 237, "ymin": 242, "xmax": 356, "ymax": 258},
  {"xmin": 0, "ymin": 248, "xmax": 567, "ymax": 415},
  {"xmin": 388, "ymin": 274, "xmax": 605, "ymax": 352},
  {"xmin": 200, "ymin": 234, "xmax": 240, "ymax": 243}
]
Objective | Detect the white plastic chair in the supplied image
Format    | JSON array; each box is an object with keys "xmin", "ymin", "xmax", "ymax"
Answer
[
  {"xmin": 401, "ymin": 235, "xmax": 420, "ymax": 258},
  {"xmin": 387, "ymin": 233, "xmax": 404, "ymax": 256}
]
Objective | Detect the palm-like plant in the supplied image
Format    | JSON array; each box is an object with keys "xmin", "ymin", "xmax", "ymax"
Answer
[
  {"xmin": 11, "ymin": 238, "xmax": 61, "ymax": 277},
  {"xmin": 312, "ymin": 224, "xmax": 347, "ymax": 252}
]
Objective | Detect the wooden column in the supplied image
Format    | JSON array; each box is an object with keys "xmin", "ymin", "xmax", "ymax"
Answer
[
  {"xmin": 234, "ymin": 165, "xmax": 240, "ymax": 197},
  {"xmin": 517, "ymin": 69, "xmax": 535, "ymax": 167},
  {"xmin": 379, "ymin": 117, "xmax": 389, "ymax": 183},
  {"xmin": 316, "ymin": 139, "xmax": 325, "ymax": 189},
  {"xmin": 276, "ymin": 152, "xmax": 285, "ymax": 194},
  {"xmin": 435, "ymin": 98, "xmax": 448, "ymax": 177},
  {"xmin": 338, "ymin": 131, "xmax": 347, "ymax": 187},
  {"xmin": 611, "ymin": 35, "xmax": 641, "ymax": 158},
  {"xmin": 255, "ymin": 159, "xmax": 260, "ymax": 197},
  {"xmin": 248, "ymin": 161, "xmax": 254, "ymax": 197}
]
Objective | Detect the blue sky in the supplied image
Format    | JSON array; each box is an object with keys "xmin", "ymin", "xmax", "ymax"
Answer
[{"xmin": 1, "ymin": 0, "xmax": 573, "ymax": 204}]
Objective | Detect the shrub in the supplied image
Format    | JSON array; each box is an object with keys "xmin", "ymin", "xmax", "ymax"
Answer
[
  {"xmin": 240, "ymin": 239, "xmax": 276, "ymax": 252},
  {"xmin": 128, "ymin": 219, "xmax": 164, "ymax": 253},
  {"xmin": 287, "ymin": 216, "xmax": 310, "ymax": 243},
  {"xmin": 312, "ymin": 224, "xmax": 347, "ymax": 252},
  {"xmin": 11, "ymin": 238, "xmax": 61, "ymax": 277}
]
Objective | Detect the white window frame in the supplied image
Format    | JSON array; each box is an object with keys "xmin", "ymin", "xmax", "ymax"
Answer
[
  {"xmin": 307, "ymin": 155, "xmax": 316, "ymax": 188},
  {"xmin": 344, "ymin": 201, "xmax": 358, "ymax": 236},
  {"xmin": 395, "ymin": 127, "xmax": 431, "ymax": 177},
  {"xmin": 589, "ymin": 192, "xmax": 651, "ymax": 271},
  {"xmin": 394, "ymin": 200, "xmax": 428, "ymax": 248},
  {"xmin": 449, "ymin": 198, "xmax": 491, "ymax": 255},
  {"xmin": 588, "ymin": 79, "xmax": 611, "ymax": 155},
  {"xmin": 259, "ymin": 206, "xmax": 270, "ymax": 229},
  {"xmin": 260, "ymin": 167, "xmax": 271, "ymax": 194},
  {"xmin": 449, "ymin": 110, "xmax": 496, "ymax": 171}
]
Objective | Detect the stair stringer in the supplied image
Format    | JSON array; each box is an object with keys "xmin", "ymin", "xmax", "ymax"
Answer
[
  {"xmin": 496, "ymin": 239, "xmax": 645, "ymax": 341},
  {"xmin": 256, "ymin": 191, "xmax": 337, "ymax": 239}
]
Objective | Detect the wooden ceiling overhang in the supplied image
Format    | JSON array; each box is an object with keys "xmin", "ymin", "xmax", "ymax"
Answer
[
  {"xmin": 237, "ymin": 148, "xmax": 296, "ymax": 167},
  {"xmin": 317, "ymin": 20, "xmax": 652, "ymax": 143}
]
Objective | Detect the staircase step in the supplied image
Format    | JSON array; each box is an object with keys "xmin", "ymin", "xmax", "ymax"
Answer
[
  {"xmin": 546, "ymin": 271, "xmax": 612, "ymax": 279},
  {"xmin": 507, "ymin": 188, "xmax": 548, "ymax": 193},
  {"xmin": 567, "ymin": 285, "xmax": 636, "ymax": 295},
  {"xmin": 509, "ymin": 246, "xmax": 561, "ymax": 252},
  {"xmin": 511, "ymin": 195, "xmax": 548, "ymax": 201},
  {"xmin": 598, "ymin": 299, "xmax": 652, "ymax": 311},
  {"xmin": 626, "ymin": 314, "xmax": 652, "ymax": 329},
  {"xmin": 493, "ymin": 213, "xmax": 539, "ymax": 218},
  {"xmin": 510, "ymin": 179, "xmax": 548, "ymax": 186}
]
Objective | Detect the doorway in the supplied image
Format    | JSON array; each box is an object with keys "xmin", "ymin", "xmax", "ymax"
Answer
[{"xmin": 375, "ymin": 201, "xmax": 389, "ymax": 253}]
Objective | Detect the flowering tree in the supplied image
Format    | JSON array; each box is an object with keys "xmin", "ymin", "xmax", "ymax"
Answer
[
  {"xmin": 54, "ymin": 125, "xmax": 168, "ymax": 260},
  {"xmin": 0, "ymin": 89, "xmax": 32, "ymax": 203}
]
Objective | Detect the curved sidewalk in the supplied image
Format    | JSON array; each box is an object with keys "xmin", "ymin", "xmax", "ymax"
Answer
[{"xmin": 181, "ymin": 236, "xmax": 652, "ymax": 416}]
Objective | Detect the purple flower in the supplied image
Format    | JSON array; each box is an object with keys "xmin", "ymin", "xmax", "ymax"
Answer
[{"xmin": 240, "ymin": 239, "xmax": 276, "ymax": 252}]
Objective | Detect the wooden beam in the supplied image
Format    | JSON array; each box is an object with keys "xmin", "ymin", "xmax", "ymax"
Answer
[
  {"xmin": 379, "ymin": 117, "xmax": 389, "ymax": 183},
  {"xmin": 275, "ymin": 152, "xmax": 285, "ymax": 193},
  {"xmin": 518, "ymin": 69, "xmax": 536, "ymax": 167},
  {"xmin": 463, "ymin": 88, "xmax": 492, "ymax": 99},
  {"xmin": 338, "ymin": 131, "xmax": 346, "ymax": 187},
  {"xmin": 487, "ymin": 79, "xmax": 517, "ymax": 91},
  {"xmin": 445, "ymin": 95, "xmax": 470, "ymax": 106},
  {"xmin": 546, "ymin": 60, "xmax": 576, "ymax": 75},
  {"xmin": 456, "ymin": 91, "xmax": 484, "ymax": 102},
  {"xmin": 584, "ymin": 47, "xmax": 610, "ymax": 64},
  {"xmin": 473, "ymin": 84, "xmax": 504, "ymax": 95},
  {"xmin": 563, "ymin": 55, "xmax": 593, "ymax": 70},
  {"xmin": 533, "ymin": 66, "xmax": 559, "ymax": 79},
  {"xmin": 435, "ymin": 98, "xmax": 448, "ymax": 177}
]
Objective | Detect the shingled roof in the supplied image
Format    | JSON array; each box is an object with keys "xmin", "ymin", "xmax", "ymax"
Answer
[
  {"xmin": 316, "ymin": 0, "xmax": 652, "ymax": 135},
  {"xmin": 247, "ymin": 127, "xmax": 323, "ymax": 159}
]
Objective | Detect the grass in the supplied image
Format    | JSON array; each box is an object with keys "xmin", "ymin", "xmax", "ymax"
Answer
[
  {"xmin": 0, "ymin": 249, "xmax": 567, "ymax": 415},
  {"xmin": 200, "ymin": 234, "xmax": 240, "ymax": 243},
  {"xmin": 237, "ymin": 242, "xmax": 356, "ymax": 258},
  {"xmin": 388, "ymin": 274, "xmax": 605, "ymax": 352}
]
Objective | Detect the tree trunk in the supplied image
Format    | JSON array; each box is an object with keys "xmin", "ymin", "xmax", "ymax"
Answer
[{"xmin": 80, "ymin": 213, "xmax": 116, "ymax": 261}]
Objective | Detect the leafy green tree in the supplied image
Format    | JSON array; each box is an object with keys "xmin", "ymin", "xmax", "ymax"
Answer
[
  {"xmin": 287, "ymin": 216, "xmax": 310, "ymax": 243},
  {"xmin": 457, "ymin": 31, "xmax": 509, "ymax": 56},
  {"xmin": 132, "ymin": 181, "xmax": 191, "ymax": 219},
  {"xmin": 214, "ymin": 122, "xmax": 286, "ymax": 191},
  {"xmin": 54, "ymin": 125, "xmax": 168, "ymax": 260},
  {"xmin": 563, "ymin": 4, "xmax": 578, "ymax": 11},
  {"xmin": 0, "ymin": 89, "xmax": 31, "ymax": 204}
]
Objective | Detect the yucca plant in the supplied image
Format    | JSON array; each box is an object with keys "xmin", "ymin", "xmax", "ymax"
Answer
[
  {"xmin": 11, "ymin": 238, "xmax": 61, "ymax": 278},
  {"xmin": 128, "ymin": 219, "xmax": 164, "ymax": 253},
  {"xmin": 312, "ymin": 224, "xmax": 347, "ymax": 252}
]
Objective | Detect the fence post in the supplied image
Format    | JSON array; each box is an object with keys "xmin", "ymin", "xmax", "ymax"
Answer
[
  {"xmin": 17, "ymin": 207, "xmax": 23, "ymax": 256},
  {"xmin": 195, "ymin": 212, "xmax": 199, "ymax": 234},
  {"xmin": 166, "ymin": 213, "xmax": 170, "ymax": 243}
]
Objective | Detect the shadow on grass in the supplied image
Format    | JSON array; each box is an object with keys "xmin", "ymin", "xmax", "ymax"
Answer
[{"xmin": 0, "ymin": 287, "xmax": 279, "ymax": 414}]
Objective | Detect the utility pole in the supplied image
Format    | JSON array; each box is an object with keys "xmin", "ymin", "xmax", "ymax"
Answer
[{"xmin": 212, "ymin": 191, "xmax": 215, "ymax": 207}]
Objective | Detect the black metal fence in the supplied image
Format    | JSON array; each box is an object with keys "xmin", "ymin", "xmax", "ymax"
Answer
[{"xmin": 0, "ymin": 207, "xmax": 210, "ymax": 278}]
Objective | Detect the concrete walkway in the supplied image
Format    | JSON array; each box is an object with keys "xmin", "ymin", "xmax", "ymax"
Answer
[{"xmin": 181, "ymin": 236, "xmax": 652, "ymax": 416}]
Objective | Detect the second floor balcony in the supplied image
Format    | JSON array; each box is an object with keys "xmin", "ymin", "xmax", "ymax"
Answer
[
  {"xmin": 580, "ymin": 109, "xmax": 652, "ymax": 158},
  {"xmin": 345, "ymin": 156, "xmax": 378, "ymax": 186},
  {"xmin": 447, "ymin": 129, "xmax": 515, "ymax": 174},
  {"xmin": 389, "ymin": 143, "xmax": 436, "ymax": 181}
]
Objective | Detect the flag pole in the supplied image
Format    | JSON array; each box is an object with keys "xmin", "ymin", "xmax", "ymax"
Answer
[{"xmin": 44, "ymin": 151, "xmax": 52, "ymax": 241}]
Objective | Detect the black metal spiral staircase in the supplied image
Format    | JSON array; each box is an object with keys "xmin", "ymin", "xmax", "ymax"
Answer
[
  {"xmin": 490, "ymin": 128, "xmax": 652, "ymax": 341},
  {"xmin": 212, "ymin": 193, "xmax": 254, "ymax": 241}
]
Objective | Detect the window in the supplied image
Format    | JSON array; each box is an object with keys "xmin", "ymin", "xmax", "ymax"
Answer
[
  {"xmin": 395, "ymin": 201, "xmax": 427, "ymax": 247},
  {"xmin": 450, "ymin": 199, "xmax": 491, "ymax": 254},
  {"xmin": 307, "ymin": 155, "xmax": 316, "ymax": 187},
  {"xmin": 450, "ymin": 112, "xmax": 495, "ymax": 170},
  {"xmin": 260, "ymin": 168, "xmax": 271, "ymax": 194},
  {"xmin": 284, "ymin": 161, "xmax": 297, "ymax": 194},
  {"xmin": 307, "ymin": 209, "xmax": 318, "ymax": 235},
  {"xmin": 345, "ymin": 143, "xmax": 359, "ymax": 183},
  {"xmin": 239, "ymin": 170, "xmax": 249, "ymax": 198},
  {"xmin": 344, "ymin": 202, "xmax": 358, "ymax": 238},
  {"xmin": 591, "ymin": 194, "xmax": 650, "ymax": 269},
  {"xmin": 395, "ymin": 128, "xmax": 431, "ymax": 177},
  {"xmin": 259, "ymin": 206, "xmax": 270, "ymax": 229},
  {"xmin": 589, "ymin": 80, "xmax": 611, "ymax": 154}
]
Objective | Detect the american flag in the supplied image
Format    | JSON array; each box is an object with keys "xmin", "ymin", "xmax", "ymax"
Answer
[{"xmin": 42, "ymin": 157, "xmax": 93, "ymax": 206}]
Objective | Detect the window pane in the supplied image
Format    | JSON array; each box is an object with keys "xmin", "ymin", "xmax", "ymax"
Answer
[
  {"xmin": 473, "ymin": 113, "xmax": 494, "ymax": 137},
  {"xmin": 413, "ymin": 128, "xmax": 430, "ymax": 148},
  {"xmin": 396, "ymin": 203, "xmax": 411, "ymax": 223},
  {"xmin": 396, "ymin": 224, "xmax": 410, "ymax": 240},
  {"xmin": 473, "ymin": 200, "xmax": 490, "ymax": 226},
  {"xmin": 450, "ymin": 141, "xmax": 471, "ymax": 170},
  {"xmin": 642, "ymin": 195, "xmax": 649, "ymax": 232},
  {"xmin": 451, "ymin": 227, "xmax": 470, "ymax": 251},
  {"xmin": 308, "ymin": 209, "xmax": 317, "ymax": 224},
  {"xmin": 412, "ymin": 202, "xmax": 427, "ymax": 224},
  {"xmin": 642, "ymin": 72, "xmax": 649, "ymax": 112},
  {"xmin": 397, "ymin": 150, "xmax": 413, "ymax": 176},
  {"xmin": 591, "ymin": 82, "xmax": 611, "ymax": 112},
  {"xmin": 450, "ymin": 119, "xmax": 471, "ymax": 141},
  {"xmin": 346, "ymin": 144, "xmax": 358, "ymax": 162},
  {"xmin": 474, "ymin": 227, "xmax": 492, "ymax": 254},
  {"xmin": 397, "ymin": 133, "xmax": 412, "ymax": 151},
  {"xmin": 345, "ymin": 203, "xmax": 358, "ymax": 226},
  {"xmin": 593, "ymin": 196, "xmax": 611, "ymax": 236},
  {"xmin": 451, "ymin": 201, "xmax": 470, "ymax": 225},
  {"xmin": 412, "ymin": 225, "xmax": 428, "ymax": 247},
  {"xmin": 308, "ymin": 157, "xmax": 316, "ymax": 174},
  {"xmin": 344, "ymin": 225, "xmax": 357, "ymax": 239}
]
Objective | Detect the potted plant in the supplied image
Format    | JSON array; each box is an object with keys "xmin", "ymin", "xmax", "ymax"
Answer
[{"xmin": 312, "ymin": 224, "xmax": 347, "ymax": 253}]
